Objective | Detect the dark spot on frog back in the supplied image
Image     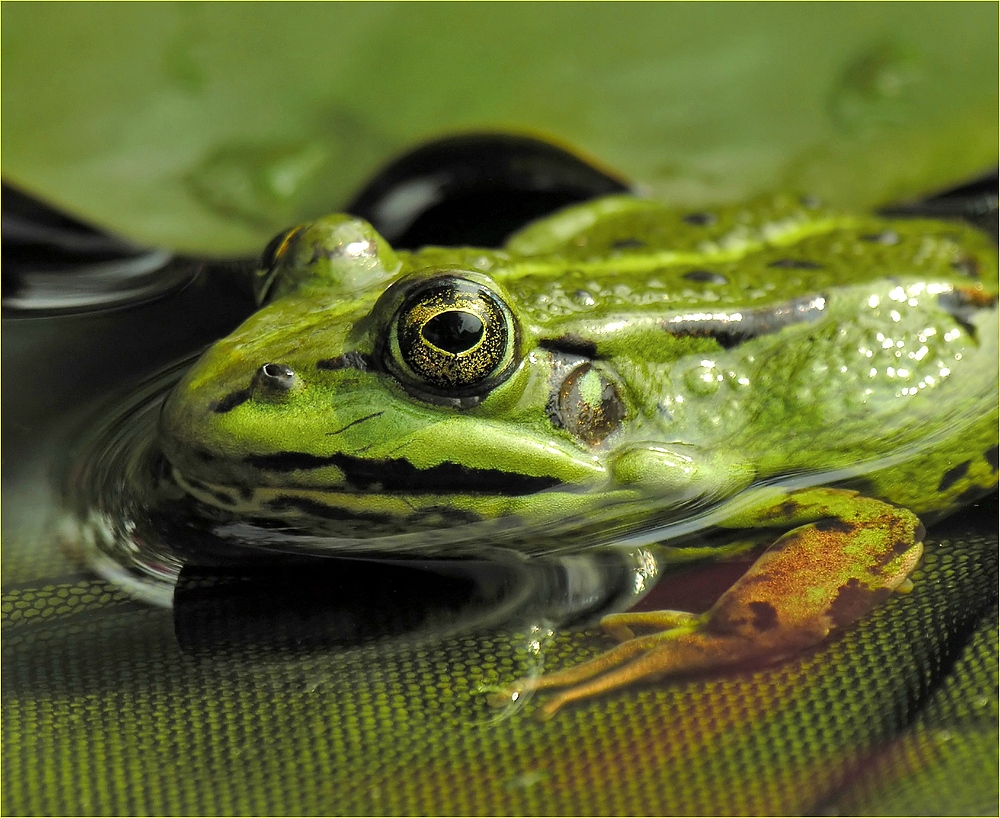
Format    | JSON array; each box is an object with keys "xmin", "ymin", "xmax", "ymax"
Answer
[
  {"xmin": 813, "ymin": 518, "xmax": 858, "ymax": 534},
  {"xmin": 937, "ymin": 460, "xmax": 971, "ymax": 493},
  {"xmin": 768, "ymin": 258, "xmax": 824, "ymax": 270},
  {"xmin": 610, "ymin": 237, "xmax": 647, "ymax": 251},
  {"xmin": 887, "ymin": 537, "xmax": 914, "ymax": 557},
  {"xmin": 683, "ymin": 269, "xmax": 729, "ymax": 285},
  {"xmin": 879, "ymin": 523, "xmax": 924, "ymax": 564},
  {"xmin": 777, "ymin": 499, "xmax": 800, "ymax": 519},
  {"xmin": 682, "ymin": 212, "xmax": 717, "ymax": 226},
  {"xmin": 207, "ymin": 487, "xmax": 239, "ymax": 507}
]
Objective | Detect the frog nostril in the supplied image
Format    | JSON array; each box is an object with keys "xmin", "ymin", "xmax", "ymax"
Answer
[{"xmin": 256, "ymin": 363, "xmax": 296, "ymax": 391}]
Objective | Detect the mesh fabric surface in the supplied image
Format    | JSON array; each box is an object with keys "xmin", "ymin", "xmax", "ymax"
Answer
[{"xmin": 3, "ymin": 496, "xmax": 997, "ymax": 816}]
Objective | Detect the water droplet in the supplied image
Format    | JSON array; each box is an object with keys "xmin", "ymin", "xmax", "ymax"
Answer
[
  {"xmin": 186, "ymin": 112, "xmax": 390, "ymax": 234},
  {"xmin": 684, "ymin": 362, "xmax": 723, "ymax": 396},
  {"xmin": 829, "ymin": 43, "xmax": 923, "ymax": 134},
  {"xmin": 186, "ymin": 141, "xmax": 330, "ymax": 230}
]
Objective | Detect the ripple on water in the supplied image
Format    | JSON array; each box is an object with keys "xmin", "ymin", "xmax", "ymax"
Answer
[{"xmin": 62, "ymin": 360, "xmax": 678, "ymax": 616}]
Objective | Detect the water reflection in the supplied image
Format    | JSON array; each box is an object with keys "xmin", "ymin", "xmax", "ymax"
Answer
[{"xmin": 2, "ymin": 182, "xmax": 202, "ymax": 316}]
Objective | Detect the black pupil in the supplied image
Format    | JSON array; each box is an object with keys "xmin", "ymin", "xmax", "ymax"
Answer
[{"xmin": 421, "ymin": 310, "xmax": 484, "ymax": 354}]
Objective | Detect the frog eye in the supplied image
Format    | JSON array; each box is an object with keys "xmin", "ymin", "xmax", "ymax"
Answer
[{"xmin": 382, "ymin": 274, "xmax": 521, "ymax": 400}]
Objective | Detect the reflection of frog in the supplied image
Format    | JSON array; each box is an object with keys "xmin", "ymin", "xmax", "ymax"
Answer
[{"xmin": 160, "ymin": 193, "xmax": 998, "ymax": 718}]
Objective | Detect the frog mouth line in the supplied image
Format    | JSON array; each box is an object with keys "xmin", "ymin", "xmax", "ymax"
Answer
[{"xmin": 238, "ymin": 450, "xmax": 564, "ymax": 496}]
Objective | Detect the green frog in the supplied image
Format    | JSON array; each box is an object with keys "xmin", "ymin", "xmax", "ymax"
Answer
[{"xmin": 160, "ymin": 193, "xmax": 998, "ymax": 718}]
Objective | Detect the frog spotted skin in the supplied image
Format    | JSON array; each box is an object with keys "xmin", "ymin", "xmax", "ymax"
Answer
[{"xmin": 160, "ymin": 193, "xmax": 999, "ymax": 717}]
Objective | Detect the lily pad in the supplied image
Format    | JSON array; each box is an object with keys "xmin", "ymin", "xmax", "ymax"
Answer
[{"xmin": 2, "ymin": 3, "xmax": 996, "ymax": 255}]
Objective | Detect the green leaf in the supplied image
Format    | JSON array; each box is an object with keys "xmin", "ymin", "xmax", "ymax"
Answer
[{"xmin": 3, "ymin": 3, "xmax": 996, "ymax": 255}]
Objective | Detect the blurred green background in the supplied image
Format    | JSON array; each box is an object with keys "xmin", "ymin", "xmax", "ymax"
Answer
[{"xmin": 2, "ymin": 2, "xmax": 997, "ymax": 255}]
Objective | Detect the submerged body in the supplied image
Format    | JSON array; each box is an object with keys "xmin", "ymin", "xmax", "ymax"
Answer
[{"xmin": 161, "ymin": 194, "xmax": 998, "ymax": 717}]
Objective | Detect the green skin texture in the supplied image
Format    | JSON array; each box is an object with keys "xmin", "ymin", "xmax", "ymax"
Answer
[{"xmin": 160, "ymin": 194, "xmax": 999, "ymax": 717}]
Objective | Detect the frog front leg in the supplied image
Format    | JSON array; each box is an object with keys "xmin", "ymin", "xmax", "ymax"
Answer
[{"xmin": 492, "ymin": 488, "xmax": 924, "ymax": 720}]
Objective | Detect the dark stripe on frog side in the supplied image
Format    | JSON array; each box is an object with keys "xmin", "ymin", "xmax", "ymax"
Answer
[
  {"xmin": 662, "ymin": 294, "xmax": 827, "ymax": 350},
  {"xmin": 243, "ymin": 451, "xmax": 562, "ymax": 495},
  {"xmin": 262, "ymin": 496, "xmax": 396, "ymax": 523},
  {"xmin": 262, "ymin": 495, "xmax": 483, "ymax": 525},
  {"xmin": 180, "ymin": 474, "xmax": 241, "ymax": 507},
  {"xmin": 211, "ymin": 387, "xmax": 252, "ymax": 414},
  {"xmin": 539, "ymin": 335, "xmax": 599, "ymax": 359}
]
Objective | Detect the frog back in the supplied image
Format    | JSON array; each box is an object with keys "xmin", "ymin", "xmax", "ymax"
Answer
[{"xmin": 502, "ymin": 194, "xmax": 999, "ymax": 519}]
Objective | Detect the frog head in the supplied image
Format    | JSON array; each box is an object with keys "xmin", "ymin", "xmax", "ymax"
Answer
[
  {"xmin": 160, "ymin": 215, "xmax": 635, "ymax": 531},
  {"xmin": 160, "ymin": 205, "xmax": 765, "ymax": 540}
]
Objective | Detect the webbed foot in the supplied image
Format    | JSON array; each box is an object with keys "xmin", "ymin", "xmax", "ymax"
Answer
[{"xmin": 491, "ymin": 488, "xmax": 924, "ymax": 719}]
